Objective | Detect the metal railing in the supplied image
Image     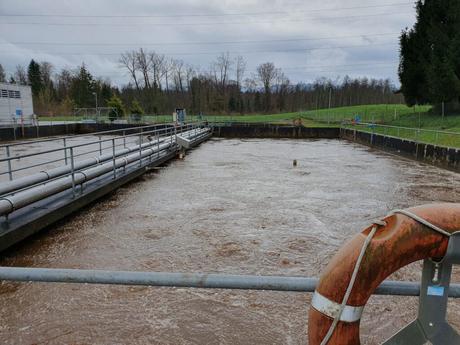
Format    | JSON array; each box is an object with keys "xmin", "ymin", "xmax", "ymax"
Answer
[
  {"xmin": 0, "ymin": 123, "xmax": 211, "ymax": 218},
  {"xmin": 0, "ymin": 123, "xmax": 201, "ymax": 182},
  {"xmin": 341, "ymin": 122, "xmax": 460, "ymax": 148},
  {"xmin": 0, "ymin": 267, "xmax": 458, "ymax": 297}
]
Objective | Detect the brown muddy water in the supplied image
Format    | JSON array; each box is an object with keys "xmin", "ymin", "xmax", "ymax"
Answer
[{"xmin": 0, "ymin": 138, "xmax": 459, "ymax": 345}]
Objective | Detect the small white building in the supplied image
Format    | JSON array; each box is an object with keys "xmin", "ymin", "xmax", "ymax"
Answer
[{"xmin": 0, "ymin": 83, "xmax": 34, "ymax": 126}]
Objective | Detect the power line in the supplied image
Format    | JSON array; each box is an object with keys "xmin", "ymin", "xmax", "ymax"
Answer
[
  {"xmin": 4, "ymin": 63, "xmax": 397, "ymax": 75},
  {"xmin": 0, "ymin": 2, "xmax": 413, "ymax": 18},
  {"xmin": 0, "ymin": 43, "xmax": 397, "ymax": 57},
  {"xmin": 0, "ymin": 11, "xmax": 411, "ymax": 27},
  {"xmin": 0, "ymin": 33, "xmax": 399, "ymax": 47},
  {"xmin": 276, "ymin": 62, "xmax": 398, "ymax": 71}
]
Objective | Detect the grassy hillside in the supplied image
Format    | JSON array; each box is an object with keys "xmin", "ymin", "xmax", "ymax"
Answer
[
  {"xmin": 301, "ymin": 104, "xmax": 432, "ymax": 124},
  {"xmin": 319, "ymin": 105, "xmax": 460, "ymax": 147}
]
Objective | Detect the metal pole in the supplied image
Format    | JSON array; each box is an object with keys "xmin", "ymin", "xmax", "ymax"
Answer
[
  {"xmin": 6, "ymin": 146, "xmax": 12, "ymax": 181},
  {"xmin": 157, "ymin": 133, "xmax": 160, "ymax": 158},
  {"xmin": 99, "ymin": 136, "xmax": 102, "ymax": 155},
  {"xmin": 70, "ymin": 147, "xmax": 76, "ymax": 198},
  {"xmin": 139, "ymin": 131, "xmax": 142, "ymax": 167},
  {"xmin": 13, "ymin": 118, "xmax": 16, "ymax": 141},
  {"xmin": 0, "ymin": 267, "xmax": 458, "ymax": 297},
  {"xmin": 112, "ymin": 139, "xmax": 116, "ymax": 179},
  {"xmin": 63, "ymin": 138, "xmax": 68, "ymax": 165}
]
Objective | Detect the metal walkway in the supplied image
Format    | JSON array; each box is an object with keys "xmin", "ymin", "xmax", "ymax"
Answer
[{"xmin": 0, "ymin": 123, "xmax": 212, "ymax": 251}]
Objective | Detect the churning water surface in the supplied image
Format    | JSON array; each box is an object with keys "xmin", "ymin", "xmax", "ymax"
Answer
[{"xmin": 0, "ymin": 138, "xmax": 459, "ymax": 345}]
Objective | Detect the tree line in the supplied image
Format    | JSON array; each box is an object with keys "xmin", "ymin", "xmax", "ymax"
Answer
[{"xmin": 0, "ymin": 52, "xmax": 403, "ymax": 117}]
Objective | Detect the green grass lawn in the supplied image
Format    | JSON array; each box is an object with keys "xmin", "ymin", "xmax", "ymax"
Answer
[{"xmin": 300, "ymin": 104, "xmax": 432, "ymax": 124}]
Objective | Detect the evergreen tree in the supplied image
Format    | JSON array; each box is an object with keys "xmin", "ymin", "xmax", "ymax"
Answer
[
  {"xmin": 107, "ymin": 95, "xmax": 125, "ymax": 121},
  {"xmin": 70, "ymin": 64, "xmax": 96, "ymax": 108},
  {"xmin": 27, "ymin": 59, "xmax": 43, "ymax": 96},
  {"xmin": 130, "ymin": 99, "xmax": 144, "ymax": 122},
  {"xmin": 399, "ymin": 0, "xmax": 460, "ymax": 111},
  {"xmin": 130, "ymin": 99, "xmax": 144, "ymax": 115}
]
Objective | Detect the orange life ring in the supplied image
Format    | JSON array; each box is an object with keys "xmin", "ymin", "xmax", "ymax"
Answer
[{"xmin": 308, "ymin": 203, "xmax": 460, "ymax": 345}]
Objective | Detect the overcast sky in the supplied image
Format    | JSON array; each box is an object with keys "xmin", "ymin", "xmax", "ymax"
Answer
[{"xmin": 0, "ymin": 0, "xmax": 418, "ymax": 87}]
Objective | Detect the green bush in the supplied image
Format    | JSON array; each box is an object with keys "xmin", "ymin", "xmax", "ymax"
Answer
[
  {"xmin": 130, "ymin": 99, "xmax": 144, "ymax": 122},
  {"xmin": 107, "ymin": 95, "xmax": 125, "ymax": 122}
]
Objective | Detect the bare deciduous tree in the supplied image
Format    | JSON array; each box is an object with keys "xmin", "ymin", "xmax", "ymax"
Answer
[
  {"xmin": 172, "ymin": 59, "xmax": 185, "ymax": 92},
  {"xmin": 235, "ymin": 56, "xmax": 246, "ymax": 88},
  {"xmin": 136, "ymin": 48, "xmax": 152, "ymax": 89},
  {"xmin": 149, "ymin": 52, "xmax": 166, "ymax": 89},
  {"xmin": 185, "ymin": 65, "xmax": 196, "ymax": 90},
  {"xmin": 211, "ymin": 52, "xmax": 233, "ymax": 91},
  {"xmin": 119, "ymin": 51, "xmax": 140, "ymax": 91},
  {"xmin": 0, "ymin": 64, "xmax": 6, "ymax": 82},
  {"xmin": 40, "ymin": 61, "xmax": 54, "ymax": 88},
  {"xmin": 159, "ymin": 57, "xmax": 175, "ymax": 92},
  {"xmin": 14, "ymin": 65, "xmax": 27, "ymax": 85},
  {"xmin": 257, "ymin": 62, "xmax": 280, "ymax": 111}
]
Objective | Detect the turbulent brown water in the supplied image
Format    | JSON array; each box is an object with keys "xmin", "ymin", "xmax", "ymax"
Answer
[{"xmin": 0, "ymin": 138, "xmax": 459, "ymax": 345}]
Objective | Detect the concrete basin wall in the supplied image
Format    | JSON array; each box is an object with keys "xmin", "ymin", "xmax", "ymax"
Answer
[
  {"xmin": 340, "ymin": 128, "xmax": 460, "ymax": 172},
  {"xmin": 213, "ymin": 124, "xmax": 340, "ymax": 139}
]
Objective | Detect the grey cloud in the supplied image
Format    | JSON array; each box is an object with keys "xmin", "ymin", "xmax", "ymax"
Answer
[{"xmin": 0, "ymin": 0, "xmax": 416, "ymax": 86}]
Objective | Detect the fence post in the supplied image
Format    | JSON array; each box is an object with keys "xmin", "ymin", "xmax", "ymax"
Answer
[
  {"xmin": 6, "ymin": 146, "xmax": 12, "ymax": 181},
  {"xmin": 70, "ymin": 147, "xmax": 76, "ymax": 198},
  {"xmin": 112, "ymin": 139, "xmax": 116, "ymax": 179},
  {"xmin": 12, "ymin": 119, "xmax": 17, "ymax": 141},
  {"xmin": 139, "ymin": 131, "xmax": 142, "ymax": 168},
  {"xmin": 63, "ymin": 138, "xmax": 68, "ymax": 165},
  {"xmin": 157, "ymin": 132, "xmax": 160, "ymax": 158}
]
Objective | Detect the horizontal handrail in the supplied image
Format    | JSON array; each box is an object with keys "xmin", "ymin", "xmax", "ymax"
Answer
[
  {"xmin": 0, "ymin": 267, "xmax": 458, "ymax": 297},
  {"xmin": 0, "ymin": 123, "xmax": 170, "ymax": 149},
  {"xmin": 0, "ymin": 126, "xmax": 172, "ymax": 163},
  {"xmin": 345, "ymin": 122, "xmax": 460, "ymax": 137},
  {"xmin": 0, "ymin": 125, "xmax": 175, "ymax": 161},
  {"xmin": 0, "ymin": 123, "xmax": 202, "ymax": 164}
]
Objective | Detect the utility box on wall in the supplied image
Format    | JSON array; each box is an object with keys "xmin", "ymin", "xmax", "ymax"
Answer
[{"xmin": 0, "ymin": 83, "xmax": 34, "ymax": 126}]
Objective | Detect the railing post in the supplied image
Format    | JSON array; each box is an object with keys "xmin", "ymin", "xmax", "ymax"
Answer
[
  {"xmin": 139, "ymin": 131, "xmax": 142, "ymax": 167},
  {"xmin": 157, "ymin": 132, "xmax": 160, "ymax": 158},
  {"xmin": 123, "ymin": 131, "xmax": 126, "ymax": 148},
  {"xmin": 12, "ymin": 119, "xmax": 17, "ymax": 141},
  {"xmin": 6, "ymin": 145, "xmax": 12, "ymax": 181},
  {"xmin": 70, "ymin": 147, "xmax": 76, "ymax": 198},
  {"xmin": 112, "ymin": 139, "xmax": 116, "ymax": 179},
  {"xmin": 99, "ymin": 136, "xmax": 102, "ymax": 156},
  {"xmin": 63, "ymin": 138, "xmax": 68, "ymax": 165}
]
